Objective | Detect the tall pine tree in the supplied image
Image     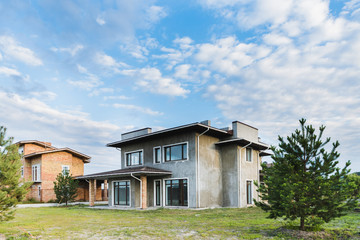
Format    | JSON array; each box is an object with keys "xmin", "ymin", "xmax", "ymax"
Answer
[
  {"xmin": 53, "ymin": 171, "xmax": 78, "ymax": 206},
  {"xmin": 0, "ymin": 126, "xmax": 31, "ymax": 222},
  {"xmin": 255, "ymin": 119, "xmax": 358, "ymax": 230}
]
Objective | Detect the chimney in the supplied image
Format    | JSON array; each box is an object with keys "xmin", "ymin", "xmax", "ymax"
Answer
[
  {"xmin": 232, "ymin": 121, "xmax": 259, "ymax": 142},
  {"xmin": 200, "ymin": 120, "xmax": 211, "ymax": 126},
  {"xmin": 121, "ymin": 128, "xmax": 152, "ymax": 140}
]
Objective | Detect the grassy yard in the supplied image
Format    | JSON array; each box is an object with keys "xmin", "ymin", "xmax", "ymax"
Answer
[{"xmin": 0, "ymin": 206, "xmax": 359, "ymax": 239}]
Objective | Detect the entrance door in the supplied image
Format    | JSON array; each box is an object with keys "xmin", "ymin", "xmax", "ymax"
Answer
[{"xmin": 154, "ymin": 180, "xmax": 161, "ymax": 206}]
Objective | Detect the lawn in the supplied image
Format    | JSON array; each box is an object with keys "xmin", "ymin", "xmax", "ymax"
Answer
[{"xmin": 0, "ymin": 206, "xmax": 359, "ymax": 239}]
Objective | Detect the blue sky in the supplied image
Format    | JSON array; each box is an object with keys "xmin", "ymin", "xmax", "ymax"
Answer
[{"xmin": 0, "ymin": 0, "xmax": 359, "ymax": 174}]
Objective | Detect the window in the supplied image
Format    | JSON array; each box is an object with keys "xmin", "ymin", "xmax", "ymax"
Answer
[
  {"xmin": 154, "ymin": 180, "xmax": 161, "ymax": 206},
  {"xmin": 165, "ymin": 179, "xmax": 188, "ymax": 206},
  {"xmin": 32, "ymin": 164, "xmax": 41, "ymax": 182},
  {"xmin": 62, "ymin": 165, "xmax": 70, "ymax": 175},
  {"xmin": 38, "ymin": 186, "xmax": 41, "ymax": 198},
  {"xmin": 246, "ymin": 148, "xmax": 252, "ymax": 162},
  {"xmin": 126, "ymin": 150, "xmax": 143, "ymax": 166},
  {"xmin": 21, "ymin": 166, "xmax": 24, "ymax": 178},
  {"xmin": 153, "ymin": 147, "xmax": 161, "ymax": 164},
  {"xmin": 164, "ymin": 143, "xmax": 187, "ymax": 162},
  {"xmin": 247, "ymin": 180, "xmax": 252, "ymax": 204},
  {"xmin": 113, "ymin": 181, "xmax": 130, "ymax": 206},
  {"xmin": 18, "ymin": 146, "xmax": 24, "ymax": 155}
]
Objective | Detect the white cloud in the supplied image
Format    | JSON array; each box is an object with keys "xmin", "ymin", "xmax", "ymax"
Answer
[
  {"xmin": 68, "ymin": 64, "xmax": 103, "ymax": 90},
  {"xmin": 122, "ymin": 67, "xmax": 190, "ymax": 97},
  {"xmin": 30, "ymin": 91, "xmax": 57, "ymax": 101},
  {"xmin": 0, "ymin": 66, "xmax": 21, "ymax": 77},
  {"xmin": 195, "ymin": 36, "xmax": 271, "ymax": 76},
  {"xmin": 0, "ymin": 35, "xmax": 42, "ymax": 66},
  {"xmin": 50, "ymin": 44, "xmax": 84, "ymax": 56},
  {"xmin": 146, "ymin": 6, "xmax": 167, "ymax": 23},
  {"xmin": 104, "ymin": 95, "xmax": 131, "ymax": 101},
  {"xmin": 96, "ymin": 16, "xmax": 106, "ymax": 25},
  {"xmin": 0, "ymin": 91, "xmax": 129, "ymax": 173},
  {"xmin": 89, "ymin": 88, "xmax": 114, "ymax": 97},
  {"xmin": 113, "ymin": 103, "xmax": 163, "ymax": 116},
  {"xmin": 94, "ymin": 52, "xmax": 129, "ymax": 72}
]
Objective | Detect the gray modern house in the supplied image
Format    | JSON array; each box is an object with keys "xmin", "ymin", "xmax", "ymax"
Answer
[{"xmin": 78, "ymin": 120, "xmax": 271, "ymax": 209}]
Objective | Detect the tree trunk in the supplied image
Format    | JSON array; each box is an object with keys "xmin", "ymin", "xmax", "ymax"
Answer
[{"xmin": 300, "ymin": 217, "xmax": 305, "ymax": 230}]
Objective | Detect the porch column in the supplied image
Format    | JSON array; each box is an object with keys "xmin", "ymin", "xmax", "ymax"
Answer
[
  {"xmin": 103, "ymin": 180, "xmax": 108, "ymax": 201},
  {"xmin": 140, "ymin": 175, "xmax": 147, "ymax": 209},
  {"xmin": 89, "ymin": 179, "xmax": 96, "ymax": 207}
]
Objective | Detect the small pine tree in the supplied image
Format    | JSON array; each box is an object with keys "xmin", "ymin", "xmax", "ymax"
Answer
[
  {"xmin": 0, "ymin": 126, "xmax": 31, "ymax": 222},
  {"xmin": 255, "ymin": 119, "xmax": 358, "ymax": 230},
  {"xmin": 53, "ymin": 171, "xmax": 78, "ymax": 206}
]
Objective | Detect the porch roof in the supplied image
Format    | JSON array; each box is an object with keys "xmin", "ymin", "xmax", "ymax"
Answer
[
  {"xmin": 76, "ymin": 166, "xmax": 172, "ymax": 180},
  {"xmin": 215, "ymin": 138, "xmax": 269, "ymax": 151}
]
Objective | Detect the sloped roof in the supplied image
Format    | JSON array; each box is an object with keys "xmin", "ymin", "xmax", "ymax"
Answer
[
  {"xmin": 76, "ymin": 166, "xmax": 172, "ymax": 180},
  {"xmin": 24, "ymin": 147, "xmax": 91, "ymax": 163},
  {"xmin": 15, "ymin": 140, "xmax": 55, "ymax": 149}
]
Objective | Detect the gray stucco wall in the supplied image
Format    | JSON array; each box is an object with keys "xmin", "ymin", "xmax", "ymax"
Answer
[
  {"xmin": 118, "ymin": 131, "xmax": 197, "ymax": 208},
  {"xmin": 198, "ymin": 134, "xmax": 222, "ymax": 208},
  {"xmin": 220, "ymin": 144, "xmax": 239, "ymax": 207}
]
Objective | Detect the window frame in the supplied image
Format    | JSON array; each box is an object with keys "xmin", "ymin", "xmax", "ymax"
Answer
[
  {"xmin": 246, "ymin": 148, "xmax": 252, "ymax": 162},
  {"xmin": 62, "ymin": 165, "xmax": 70, "ymax": 175},
  {"xmin": 124, "ymin": 149, "xmax": 144, "ymax": 167},
  {"xmin": 153, "ymin": 146, "xmax": 161, "ymax": 164},
  {"xmin": 154, "ymin": 179, "xmax": 162, "ymax": 207},
  {"xmin": 163, "ymin": 177, "xmax": 189, "ymax": 207},
  {"xmin": 163, "ymin": 142, "xmax": 188, "ymax": 162},
  {"xmin": 21, "ymin": 166, "xmax": 24, "ymax": 178},
  {"xmin": 32, "ymin": 164, "xmax": 41, "ymax": 182},
  {"xmin": 113, "ymin": 180, "xmax": 131, "ymax": 207},
  {"xmin": 246, "ymin": 180, "xmax": 253, "ymax": 205}
]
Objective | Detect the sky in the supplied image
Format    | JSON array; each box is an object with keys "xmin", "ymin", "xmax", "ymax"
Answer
[{"xmin": 0, "ymin": 0, "xmax": 359, "ymax": 174}]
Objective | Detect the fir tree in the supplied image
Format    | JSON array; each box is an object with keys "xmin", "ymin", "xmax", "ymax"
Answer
[
  {"xmin": 0, "ymin": 126, "xmax": 31, "ymax": 222},
  {"xmin": 53, "ymin": 171, "xmax": 78, "ymax": 206},
  {"xmin": 255, "ymin": 119, "xmax": 358, "ymax": 230}
]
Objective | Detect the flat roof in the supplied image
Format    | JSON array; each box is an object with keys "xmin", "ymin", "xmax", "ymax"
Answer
[
  {"xmin": 215, "ymin": 138, "xmax": 269, "ymax": 151},
  {"xmin": 24, "ymin": 147, "xmax": 91, "ymax": 163},
  {"xmin": 107, "ymin": 122, "xmax": 232, "ymax": 148},
  {"xmin": 76, "ymin": 166, "xmax": 172, "ymax": 180}
]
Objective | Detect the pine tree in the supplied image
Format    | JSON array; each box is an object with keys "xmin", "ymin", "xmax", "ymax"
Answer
[
  {"xmin": 0, "ymin": 126, "xmax": 31, "ymax": 222},
  {"xmin": 53, "ymin": 171, "xmax": 78, "ymax": 206},
  {"xmin": 255, "ymin": 119, "xmax": 358, "ymax": 230}
]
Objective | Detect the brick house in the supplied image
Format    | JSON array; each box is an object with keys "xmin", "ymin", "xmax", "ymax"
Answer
[
  {"xmin": 79, "ymin": 120, "xmax": 271, "ymax": 209},
  {"xmin": 16, "ymin": 140, "xmax": 92, "ymax": 202}
]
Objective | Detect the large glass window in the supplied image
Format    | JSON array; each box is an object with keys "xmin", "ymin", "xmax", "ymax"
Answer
[
  {"xmin": 246, "ymin": 148, "xmax": 252, "ymax": 162},
  {"xmin": 155, "ymin": 180, "xmax": 161, "ymax": 206},
  {"xmin": 154, "ymin": 147, "xmax": 161, "ymax": 164},
  {"xmin": 165, "ymin": 179, "xmax": 188, "ymax": 206},
  {"xmin": 114, "ymin": 181, "xmax": 130, "ymax": 206},
  {"xmin": 247, "ymin": 180, "xmax": 252, "ymax": 204},
  {"xmin": 164, "ymin": 143, "xmax": 187, "ymax": 162},
  {"xmin": 126, "ymin": 151, "xmax": 143, "ymax": 166}
]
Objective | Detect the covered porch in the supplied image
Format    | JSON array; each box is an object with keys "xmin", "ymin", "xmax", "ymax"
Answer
[{"xmin": 77, "ymin": 166, "xmax": 172, "ymax": 209}]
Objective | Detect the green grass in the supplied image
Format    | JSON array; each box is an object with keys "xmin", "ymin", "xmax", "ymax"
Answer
[{"xmin": 0, "ymin": 206, "xmax": 359, "ymax": 239}]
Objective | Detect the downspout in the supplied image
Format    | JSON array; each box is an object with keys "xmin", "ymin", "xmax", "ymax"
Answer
[
  {"xmin": 239, "ymin": 142, "xmax": 252, "ymax": 208},
  {"xmin": 131, "ymin": 173, "xmax": 142, "ymax": 209},
  {"xmin": 197, "ymin": 126, "xmax": 210, "ymax": 208}
]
